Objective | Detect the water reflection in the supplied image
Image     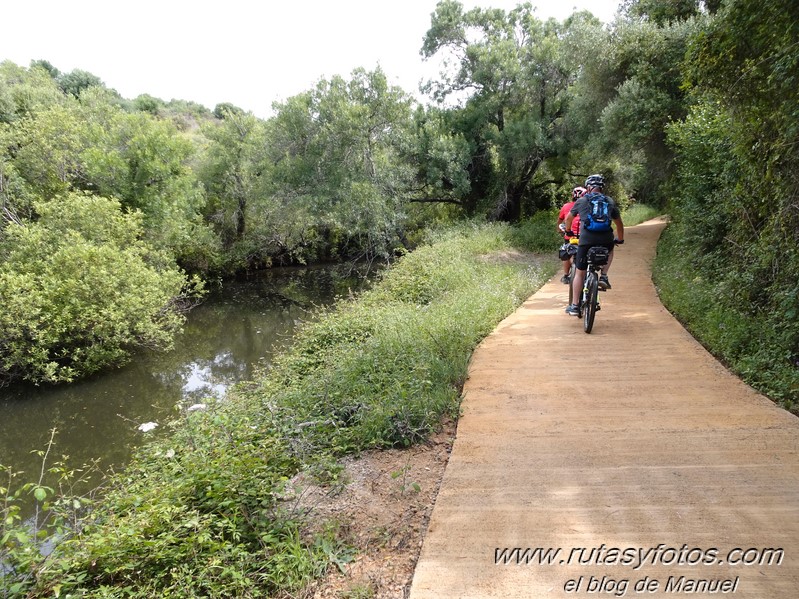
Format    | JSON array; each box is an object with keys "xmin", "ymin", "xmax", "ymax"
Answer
[{"xmin": 0, "ymin": 264, "xmax": 371, "ymax": 483}]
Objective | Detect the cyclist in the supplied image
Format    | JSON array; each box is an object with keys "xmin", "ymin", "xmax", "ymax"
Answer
[
  {"xmin": 563, "ymin": 174, "xmax": 624, "ymax": 316},
  {"xmin": 556, "ymin": 187, "xmax": 585, "ymax": 284}
]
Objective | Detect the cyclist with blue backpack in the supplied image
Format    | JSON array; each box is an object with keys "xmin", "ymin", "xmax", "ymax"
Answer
[{"xmin": 563, "ymin": 174, "xmax": 624, "ymax": 316}]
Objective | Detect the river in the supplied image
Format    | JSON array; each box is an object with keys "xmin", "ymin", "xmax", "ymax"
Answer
[{"xmin": 0, "ymin": 264, "xmax": 372, "ymax": 491}]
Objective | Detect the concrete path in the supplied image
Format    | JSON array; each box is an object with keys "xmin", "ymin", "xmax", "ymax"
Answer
[{"xmin": 409, "ymin": 218, "xmax": 799, "ymax": 598}]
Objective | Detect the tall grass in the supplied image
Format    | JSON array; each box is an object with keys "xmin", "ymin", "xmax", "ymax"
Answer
[
  {"xmin": 246, "ymin": 220, "xmax": 554, "ymax": 453},
  {"xmin": 17, "ymin": 220, "xmax": 555, "ymax": 598},
  {"xmin": 622, "ymin": 204, "xmax": 660, "ymax": 226}
]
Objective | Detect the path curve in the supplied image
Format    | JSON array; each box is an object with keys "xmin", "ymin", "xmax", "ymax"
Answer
[{"xmin": 409, "ymin": 218, "xmax": 799, "ymax": 598}]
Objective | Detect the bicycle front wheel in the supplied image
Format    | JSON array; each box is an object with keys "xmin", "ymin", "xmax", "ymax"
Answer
[{"xmin": 583, "ymin": 273, "xmax": 599, "ymax": 333}]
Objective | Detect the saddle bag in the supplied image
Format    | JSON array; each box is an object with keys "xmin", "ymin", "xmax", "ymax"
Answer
[{"xmin": 587, "ymin": 246, "xmax": 609, "ymax": 266}]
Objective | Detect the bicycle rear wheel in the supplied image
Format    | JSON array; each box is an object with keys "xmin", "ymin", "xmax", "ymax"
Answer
[{"xmin": 583, "ymin": 272, "xmax": 599, "ymax": 333}]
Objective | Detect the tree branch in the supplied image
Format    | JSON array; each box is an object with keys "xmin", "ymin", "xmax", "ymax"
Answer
[
  {"xmin": 409, "ymin": 197, "xmax": 464, "ymax": 205},
  {"xmin": 531, "ymin": 178, "xmax": 561, "ymax": 189}
]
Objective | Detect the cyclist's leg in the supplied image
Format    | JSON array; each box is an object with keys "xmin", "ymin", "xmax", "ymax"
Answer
[
  {"xmin": 568, "ymin": 259, "xmax": 577, "ymax": 304},
  {"xmin": 568, "ymin": 245, "xmax": 589, "ymax": 310},
  {"xmin": 558, "ymin": 242, "xmax": 573, "ymax": 283},
  {"xmin": 560, "ymin": 252, "xmax": 571, "ymax": 283},
  {"xmin": 602, "ymin": 246, "xmax": 614, "ymax": 276},
  {"xmin": 599, "ymin": 242, "xmax": 615, "ymax": 289}
]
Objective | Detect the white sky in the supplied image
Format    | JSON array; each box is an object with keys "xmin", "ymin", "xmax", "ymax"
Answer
[{"xmin": 2, "ymin": 0, "xmax": 621, "ymax": 119}]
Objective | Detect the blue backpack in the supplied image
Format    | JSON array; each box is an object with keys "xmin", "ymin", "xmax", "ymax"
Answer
[{"xmin": 583, "ymin": 192, "xmax": 612, "ymax": 232}]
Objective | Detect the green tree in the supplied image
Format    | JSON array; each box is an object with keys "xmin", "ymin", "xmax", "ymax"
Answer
[
  {"xmin": 0, "ymin": 193, "xmax": 198, "ymax": 385},
  {"xmin": 656, "ymin": 0, "xmax": 799, "ymax": 404},
  {"xmin": 565, "ymin": 13, "xmax": 697, "ymax": 203},
  {"xmin": 28, "ymin": 59, "xmax": 60, "ymax": 79},
  {"xmin": 57, "ymin": 68, "xmax": 104, "ymax": 98},
  {"xmin": 133, "ymin": 93, "xmax": 165, "ymax": 115},
  {"xmin": 680, "ymin": 0, "xmax": 798, "ymax": 273},
  {"xmin": 422, "ymin": 1, "xmax": 581, "ymax": 220},
  {"xmin": 0, "ymin": 60, "xmax": 65, "ymax": 122},
  {"xmin": 408, "ymin": 104, "xmax": 472, "ymax": 210},
  {"xmin": 199, "ymin": 108, "xmax": 267, "ymax": 264},
  {"xmin": 621, "ymin": 0, "xmax": 701, "ymax": 24},
  {"xmin": 7, "ymin": 102, "xmax": 86, "ymax": 199},
  {"xmin": 4, "ymin": 86, "xmax": 216, "ymax": 269},
  {"xmin": 263, "ymin": 67, "xmax": 415, "ymax": 262},
  {"xmin": 213, "ymin": 102, "xmax": 245, "ymax": 119}
]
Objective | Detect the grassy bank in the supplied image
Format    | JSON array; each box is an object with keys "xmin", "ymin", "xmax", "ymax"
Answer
[
  {"xmin": 621, "ymin": 204, "xmax": 660, "ymax": 227},
  {"xmin": 653, "ymin": 222, "xmax": 799, "ymax": 413},
  {"xmin": 7, "ymin": 219, "xmax": 554, "ymax": 597}
]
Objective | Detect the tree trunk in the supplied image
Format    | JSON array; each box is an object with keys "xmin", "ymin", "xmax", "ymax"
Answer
[{"xmin": 495, "ymin": 155, "xmax": 543, "ymax": 222}]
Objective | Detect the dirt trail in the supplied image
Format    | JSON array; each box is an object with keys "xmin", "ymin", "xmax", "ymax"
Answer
[{"xmin": 409, "ymin": 218, "xmax": 799, "ymax": 598}]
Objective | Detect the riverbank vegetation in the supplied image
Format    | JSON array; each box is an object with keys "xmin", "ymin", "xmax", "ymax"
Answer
[
  {"xmin": 3, "ymin": 219, "xmax": 554, "ymax": 597},
  {"xmin": 1, "ymin": 0, "xmax": 797, "ymax": 595}
]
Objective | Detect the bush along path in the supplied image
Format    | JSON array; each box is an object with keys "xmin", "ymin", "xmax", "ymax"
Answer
[{"xmin": 410, "ymin": 218, "xmax": 799, "ymax": 598}]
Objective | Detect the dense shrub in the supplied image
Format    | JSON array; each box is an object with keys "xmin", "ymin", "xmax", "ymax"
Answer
[
  {"xmin": 654, "ymin": 92, "xmax": 799, "ymax": 411},
  {"xmin": 0, "ymin": 193, "xmax": 199, "ymax": 384}
]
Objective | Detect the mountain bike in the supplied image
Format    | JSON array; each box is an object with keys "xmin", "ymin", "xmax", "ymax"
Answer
[{"xmin": 578, "ymin": 245, "xmax": 610, "ymax": 334}]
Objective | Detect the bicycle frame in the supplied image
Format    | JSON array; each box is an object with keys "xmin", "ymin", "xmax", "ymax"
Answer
[{"xmin": 579, "ymin": 246, "xmax": 609, "ymax": 334}]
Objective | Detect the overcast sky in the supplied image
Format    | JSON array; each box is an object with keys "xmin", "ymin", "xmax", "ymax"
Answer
[{"xmin": 2, "ymin": 0, "xmax": 622, "ymax": 118}]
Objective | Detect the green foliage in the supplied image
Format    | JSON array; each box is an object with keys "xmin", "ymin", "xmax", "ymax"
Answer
[
  {"xmin": 0, "ymin": 81, "xmax": 219, "ymax": 270},
  {"xmin": 567, "ymin": 16, "xmax": 697, "ymax": 204},
  {"xmin": 655, "ymin": 0, "xmax": 799, "ymax": 409},
  {"xmin": 621, "ymin": 203, "xmax": 659, "ymax": 226},
  {"xmin": 254, "ymin": 220, "xmax": 551, "ymax": 451},
  {"xmin": 38, "ymin": 415, "xmax": 327, "ymax": 597},
  {"xmin": 686, "ymin": 0, "xmax": 798, "ymax": 141},
  {"xmin": 1, "ymin": 430, "xmax": 98, "ymax": 599},
  {"xmin": 213, "ymin": 102, "xmax": 245, "ymax": 119},
  {"xmin": 0, "ymin": 193, "xmax": 197, "ymax": 384},
  {"xmin": 57, "ymin": 69, "xmax": 104, "ymax": 98},
  {"xmin": 6, "ymin": 102, "xmax": 85, "ymax": 199},
  {"xmin": 198, "ymin": 109, "xmax": 267, "ymax": 265},
  {"xmin": 262, "ymin": 67, "xmax": 416, "ymax": 263},
  {"xmin": 411, "ymin": 105, "xmax": 472, "ymax": 200},
  {"xmin": 510, "ymin": 210, "xmax": 564, "ymax": 253},
  {"xmin": 132, "ymin": 93, "xmax": 165, "ymax": 115},
  {"xmin": 422, "ymin": 2, "xmax": 584, "ymax": 220},
  {"xmin": 654, "ymin": 224, "xmax": 799, "ymax": 410},
  {"xmin": 0, "ymin": 60, "xmax": 65, "ymax": 123},
  {"xmin": 622, "ymin": 0, "xmax": 702, "ymax": 24},
  {"xmin": 28, "ymin": 60, "xmax": 60, "ymax": 80},
  {"xmin": 22, "ymin": 222, "xmax": 552, "ymax": 596}
]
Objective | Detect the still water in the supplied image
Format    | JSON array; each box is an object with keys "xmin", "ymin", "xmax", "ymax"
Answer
[{"xmin": 0, "ymin": 264, "xmax": 371, "ymax": 484}]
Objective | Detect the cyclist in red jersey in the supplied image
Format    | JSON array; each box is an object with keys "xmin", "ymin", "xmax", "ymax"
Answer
[{"xmin": 556, "ymin": 187, "xmax": 585, "ymax": 284}]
